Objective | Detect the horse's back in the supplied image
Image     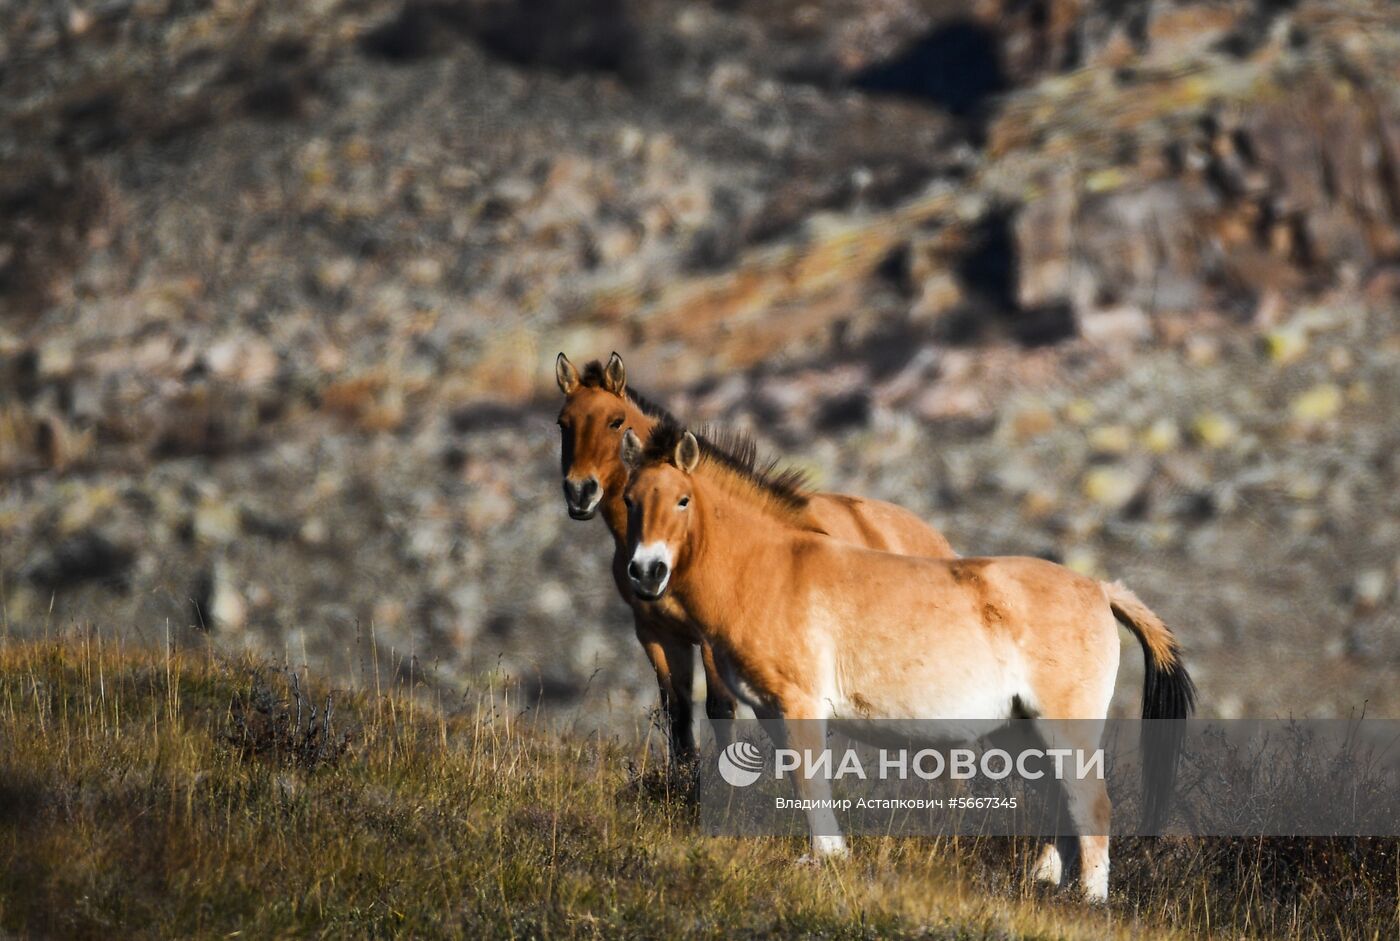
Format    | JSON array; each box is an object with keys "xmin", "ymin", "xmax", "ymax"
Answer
[
  {"xmin": 917, "ymin": 554, "xmax": 1114, "ymax": 636},
  {"xmin": 806, "ymin": 493, "xmax": 956, "ymax": 559},
  {"xmin": 794, "ymin": 544, "xmax": 1115, "ymax": 656}
]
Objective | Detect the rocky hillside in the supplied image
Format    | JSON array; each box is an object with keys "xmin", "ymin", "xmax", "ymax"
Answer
[{"xmin": 2, "ymin": 0, "xmax": 1398, "ymax": 724}]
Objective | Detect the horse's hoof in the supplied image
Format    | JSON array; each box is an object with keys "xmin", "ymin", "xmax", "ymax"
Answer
[
  {"xmin": 1081, "ymin": 875, "xmax": 1109, "ymax": 904},
  {"xmin": 1031, "ymin": 847, "xmax": 1063, "ymax": 886},
  {"xmin": 795, "ymin": 846, "xmax": 849, "ymax": 867},
  {"xmin": 810, "ymin": 835, "xmax": 849, "ymax": 858}
]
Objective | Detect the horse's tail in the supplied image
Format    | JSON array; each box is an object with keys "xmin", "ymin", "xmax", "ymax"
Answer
[{"xmin": 1104, "ymin": 580, "xmax": 1197, "ymax": 831}]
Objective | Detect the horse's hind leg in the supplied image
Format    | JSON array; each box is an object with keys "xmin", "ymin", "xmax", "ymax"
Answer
[
  {"xmin": 1047, "ymin": 722, "xmax": 1111, "ymax": 901},
  {"xmin": 1018, "ymin": 725, "xmax": 1067, "ymax": 886},
  {"xmin": 1030, "ymin": 772, "xmax": 1076, "ymax": 886},
  {"xmin": 1032, "ymin": 840, "xmax": 1064, "ymax": 886},
  {"xmin": 635, "ymin": 618, "xmax": 697, "ymax": 765},
  {"xmin": 1063, "ymin": 776, "xmax": 1111, "ymax": 901},
  {"xmin": 1032, "ymin": 719, "xmax": 1110, "ymax": 901},
  {"xmin": 699, "ymin": 641, "xmax": 738, "ymax": 750}
]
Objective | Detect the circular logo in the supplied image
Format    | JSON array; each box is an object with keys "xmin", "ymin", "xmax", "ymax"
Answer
[{"xmin": 718, "ymin": 740, "xmax": 765, "ymax": 787}]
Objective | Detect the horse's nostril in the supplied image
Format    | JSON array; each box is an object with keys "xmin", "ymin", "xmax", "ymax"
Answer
[
  {"xmin": 652, "ymin": 561, "xmax": 669, "ymax": 580},
  {"xmin": 627, "ymin": 561, "xmax": 643, "ymax": 580},
  {"xmin": 565, "ymin": 478, "xmax": 598, "ymax": 509}
]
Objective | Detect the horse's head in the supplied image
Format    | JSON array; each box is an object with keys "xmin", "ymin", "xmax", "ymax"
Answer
[
  {"xmin": 619, "ymin": 426, "xmax": 701, "ymax": 600},
  {"xmin": 555, "ymin": 351, "xmax": 641, "ymax": 520}
]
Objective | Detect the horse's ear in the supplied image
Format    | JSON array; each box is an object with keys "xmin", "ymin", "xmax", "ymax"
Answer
[
  {"xmin": 556, "ymin": 352, "xmax": 580, "ymax": 394},
  {"xmin": 602, "ymin": 351, "xmax": 626, "ymax": 395},
  {"xmin": 675, "ymin": 431, "xmax": 701, "ymax": 475},
  {"xmin": 620, "ymin": 428, "xmax": 644, "ymax": 471}
]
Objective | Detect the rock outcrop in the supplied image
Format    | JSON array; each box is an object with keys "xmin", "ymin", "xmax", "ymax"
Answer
[{"xmin": 2, "ymin": 0, "xmax": 1398, "ymax": 721}]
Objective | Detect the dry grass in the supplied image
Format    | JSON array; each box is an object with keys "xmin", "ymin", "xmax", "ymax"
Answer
[{"xmin": 0, "ymin": 633, "xmax": 1394, "ymax": 939}]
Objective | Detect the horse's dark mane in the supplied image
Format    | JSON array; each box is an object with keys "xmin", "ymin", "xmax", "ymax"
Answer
[
  {"xmin": 642, "ymin": 419, "xmax": 812, "ymax": 512},
  {"xmin": 579, "ymin": 360, "xmax": 675, "ymax": 424},
  {"xmin": 579, "ymin": 359, "xmax": 810, "ymax": 511}
]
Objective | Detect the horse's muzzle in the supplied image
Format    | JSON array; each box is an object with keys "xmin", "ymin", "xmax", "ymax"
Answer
[
  {"xmin": 627, "ymin": 558, "xmax": 670, "ymax": 600},
  {"xmin": 563, "ymin": 476, "xmax": 601, "ymax": 520}
]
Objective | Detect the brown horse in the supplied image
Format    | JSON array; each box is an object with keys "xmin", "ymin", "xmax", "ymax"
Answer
[
  {"xmin": 620, "ymin": 422, "xmax": 1196, "ymax": 901},
  {"xmin": 555, "ymin": 352, "xmax": 956, "ymax": 763}
]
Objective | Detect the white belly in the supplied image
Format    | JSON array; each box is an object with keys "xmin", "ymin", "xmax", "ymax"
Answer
[{"xmin": 821, "ymin": 617, "xmax": 1030, "ymax": 728}]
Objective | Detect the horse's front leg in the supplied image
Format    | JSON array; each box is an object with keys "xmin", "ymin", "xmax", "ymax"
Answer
[
  {"xmin": 634, "ymin": 615, "xmax": 697, "ymax": 765},
  {"xmin": 699, "ymin": 641, "xmax": 738, "ymax": 751},
  {"xmin": 778, "ymin": 698, "xmax": 847, "ymax": 860}
]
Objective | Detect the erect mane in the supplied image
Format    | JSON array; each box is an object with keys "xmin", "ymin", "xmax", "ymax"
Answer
[
  {"xmin": 578, "ymin": 360, "xmax": 675, "ymax": 424},
  {"xmin": 642, "ymin": 419, "xmax": 812, "ymax": 514}
]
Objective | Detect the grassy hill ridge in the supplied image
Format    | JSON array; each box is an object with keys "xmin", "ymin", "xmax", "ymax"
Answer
[{"xmin": 1, "ymin": 633, "xmax": 1396, "ymax": 939}]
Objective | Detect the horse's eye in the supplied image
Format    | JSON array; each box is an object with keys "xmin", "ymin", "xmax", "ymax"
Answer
[
  {"xmin": 609, "ymin": 417, "xmax": 624, "ymax": 430},
  {"xmin": 678, "ymin": 496, "xmax": 690, "ymax": 509}
]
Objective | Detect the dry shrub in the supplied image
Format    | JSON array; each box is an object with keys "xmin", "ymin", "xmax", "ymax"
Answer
[{"xmin": 224, "ymin": 668, "xmax": 351, "ymax": 772}]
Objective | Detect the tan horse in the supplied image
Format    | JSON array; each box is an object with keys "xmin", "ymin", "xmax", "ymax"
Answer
[
  {"xmin": 619, "ymin": 422, "xmax": 1196, "ymax": 901},
  {"xmin": 555, "ymin": 352, "xmax": 956, "ymax": 763}
]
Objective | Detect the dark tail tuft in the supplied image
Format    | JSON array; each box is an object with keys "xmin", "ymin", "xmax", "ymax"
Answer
[
  {"xmin": 1104, "ymin": 581, "xmax": 1197, "ymax": 832},
  {"xmin": 1139, "ymin": 652, "xmax": 1197, "ymax": 831}
]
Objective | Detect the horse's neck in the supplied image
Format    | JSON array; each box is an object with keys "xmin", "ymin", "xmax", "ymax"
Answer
[
  {"xmin": 600, "ymin": 494, "xmax": 629, "ymax": 549},
  {"xmin": 599, "ymin": 403, "xmax": 659, "ymax": 546},
  {"xmin": 672, "ymin": 473, "xmax": 799, "ymax": 645}
]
